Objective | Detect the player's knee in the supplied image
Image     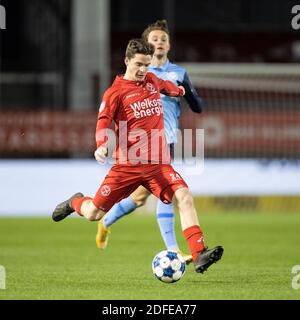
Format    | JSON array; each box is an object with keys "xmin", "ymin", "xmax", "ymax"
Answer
[
  {"xmin": 132, "ymin": 193, "xmax": 149, "ymax": 207},
  {"xmin": 134, "ymin": 197, "xmax": 147, "ymax": 207},
  {"xmin": 85, "ymin": 208, "xmax": 104, "ymax": 221}
]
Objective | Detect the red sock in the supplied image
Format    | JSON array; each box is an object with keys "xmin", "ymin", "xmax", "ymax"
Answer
[
  {"xmin": 183, "ymin": 225, "xmax": 205, "ymax": 261},
  {"xmin": 71, "ymin": 196, "xmax": 92, "ymax": 216}
]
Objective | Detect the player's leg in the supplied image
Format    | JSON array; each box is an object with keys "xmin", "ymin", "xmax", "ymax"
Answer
[
  {"xmin": 156, "ymin": 143, "xmax": 180, "ymax": 251},
  {"xmin": 173, "ymin": 187, "xmax": 224, "ymax": 273},
  {"xmin": 101, "ymin": 186, "xmax": 150, "ymax": 228},
  {"xmin": 156, "ymin": 200, "xmax": 193, "ymax": 264},
  {"xmin": 52, "ymin": 192, "xmax": 105, "ymax": 222},
  {"xmin": 156, "ymin": 193, "xmax": 194, "ymax": 258},
  {"xmin": 96, "ymin": 186, "xmax": 150, "ymax": 249},
  {"xmin": 73, "ymin": 196, "xmax": 106, "ymax": 221},
  {"xmin": 156, "ymin": 201, "xmax": 178, "ymax": 251},
  {"xmin": 144, "ymin": 164, "xmax": 223, "ymax": 273},
  {"xmin": 53, "ymin": 165, "xmax": 141, "ymax": 224}
]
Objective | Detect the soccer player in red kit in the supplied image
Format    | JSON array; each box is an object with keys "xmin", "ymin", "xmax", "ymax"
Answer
[{"xmin": 52, "ymin": 39, "xmax": 223, "ymax": 273}]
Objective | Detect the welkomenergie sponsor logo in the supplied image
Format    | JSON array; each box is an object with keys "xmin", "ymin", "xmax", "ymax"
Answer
[{"xmin": 130, "ymin": 98, "xmax": 163, "ymax": 118}]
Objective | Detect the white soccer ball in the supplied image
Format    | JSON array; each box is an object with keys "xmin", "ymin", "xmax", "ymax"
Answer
[{"xmin": 152, "ymin": 250, "xmax": 186, "ymax": 283}]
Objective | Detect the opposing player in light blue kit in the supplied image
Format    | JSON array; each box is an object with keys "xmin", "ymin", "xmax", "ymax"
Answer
[{"xmin": 95, "ymin": 20, "xmax": 203, "ymax": 262}]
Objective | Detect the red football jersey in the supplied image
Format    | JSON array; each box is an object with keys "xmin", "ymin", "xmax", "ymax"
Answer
[{"xmin": 95, "ymin": 72, "xmax": 184, "ymax": 165}]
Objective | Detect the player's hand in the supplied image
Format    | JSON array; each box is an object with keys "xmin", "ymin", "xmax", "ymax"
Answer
[
  {"xmin": 178, "ymin": 85, "xmax": 185, "ymax": 96},
  {"xmin": 177, "ymin": 81, "xmax": 188, "ymax": 94},
  {"xmin": 94, "ymin": 146, "xmax": 108, "ymax": 163}
]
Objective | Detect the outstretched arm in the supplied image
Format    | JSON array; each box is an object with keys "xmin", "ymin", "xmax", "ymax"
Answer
[
  {"xmin": 160, "ymin": 80, "xmax": 185, "ymax": 97},
  {"xmin": 178, "ymin": 73, "xmax": 204, "ymax": 113},
  {"xmin": 151, "ymin": 72, "xmax": 185, "ymax": 97}
]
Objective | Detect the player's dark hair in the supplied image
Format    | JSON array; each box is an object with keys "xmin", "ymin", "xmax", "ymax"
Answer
[
  {"xmin": 142, "ymin": 19, "xmax": 170, "ymax": 42},
  {"xmin": 125, "ymin": 38, "xmax": 155, "ymax": 59}
]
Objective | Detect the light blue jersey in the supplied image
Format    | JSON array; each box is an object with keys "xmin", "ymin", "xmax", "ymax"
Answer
[{"xmin": 148, "ymin": 60, "xmax": 186, "ymax": 144}]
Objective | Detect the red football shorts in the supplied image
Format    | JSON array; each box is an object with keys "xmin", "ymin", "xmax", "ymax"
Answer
[{"xmin": 92, "ymin": 164, "xmax": 188, "ymax": 212}]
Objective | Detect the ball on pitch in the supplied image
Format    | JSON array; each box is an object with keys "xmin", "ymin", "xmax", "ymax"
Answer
[{"xmin": 152, "ymin": 250, "xmax": 186, "ymax": 283}]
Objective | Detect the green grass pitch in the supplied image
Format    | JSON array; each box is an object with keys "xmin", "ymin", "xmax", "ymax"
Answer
[{"xmin": 0, "ymin": 212, "xmax": 300, "ymax": 300}]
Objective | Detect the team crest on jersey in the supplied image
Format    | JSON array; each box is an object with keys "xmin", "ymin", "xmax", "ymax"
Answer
[
  {"xmin": 99, "ymin": 101, "xmax": 106, "ymax": 112},
  {"xmin": 100, "ymin": 184, "xmax": 111, "ymax": 197},
  {"xmin": 146, "ymin": 82, "xmax": 157, "ymax": 93}
]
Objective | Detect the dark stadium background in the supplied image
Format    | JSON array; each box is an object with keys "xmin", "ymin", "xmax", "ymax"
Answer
[{"xmin": 1, "ymin": 0, "xmax": 299, "ymax": 111}]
